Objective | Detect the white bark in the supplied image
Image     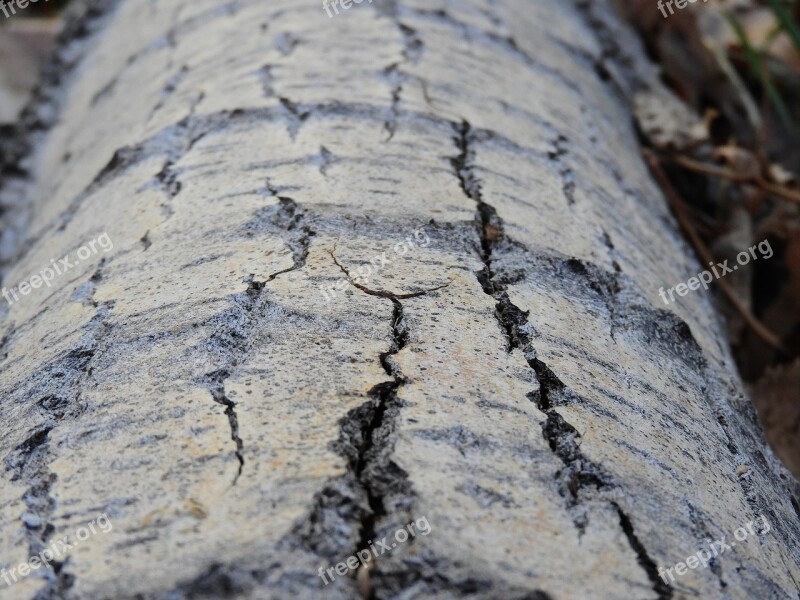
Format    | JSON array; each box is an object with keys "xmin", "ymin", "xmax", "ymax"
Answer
[{"xmin": 0, "ymin": 0, "xmax": 798, "ymax": 599}]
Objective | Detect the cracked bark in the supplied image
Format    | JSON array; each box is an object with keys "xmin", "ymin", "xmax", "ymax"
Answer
[
  {"xmin": 0, "ymin": 0, "xmax": 798, "ymax": 599},
  {"xmin": 456, "ymin": 118, "xmax": 668, "ymax": 598}
]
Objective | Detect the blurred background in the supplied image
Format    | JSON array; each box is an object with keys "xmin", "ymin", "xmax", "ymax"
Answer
[
  {"xmin": 616, "ymin": 0, "xmax": 800, "ymax": 478},
  {"xmin": 0, "ymin": 0, "xmax": 66, "ymax": 122},
  {"xmin": 1, "ymin": 0, "xmax": 798, "ymax": 475}
]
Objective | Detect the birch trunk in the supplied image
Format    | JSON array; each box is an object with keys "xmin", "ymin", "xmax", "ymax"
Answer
[{"xmin": 0, "ymin": 0, "xmax": 798, "ymax": 599}]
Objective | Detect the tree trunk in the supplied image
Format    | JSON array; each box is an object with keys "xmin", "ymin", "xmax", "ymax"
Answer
[{"xmin": 0, "ymin": 1, "xmax": 798, "ymax": 599}]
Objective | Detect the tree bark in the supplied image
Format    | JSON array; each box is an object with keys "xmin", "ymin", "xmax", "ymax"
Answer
[{"xmin": 0, "ymin": 0, "xmax": 798, "ymax": 599}]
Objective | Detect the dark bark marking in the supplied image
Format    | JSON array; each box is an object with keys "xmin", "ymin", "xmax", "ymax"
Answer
[{"xmin": 547, "ymin": 135, "xmax": 576, "ymax": 207}]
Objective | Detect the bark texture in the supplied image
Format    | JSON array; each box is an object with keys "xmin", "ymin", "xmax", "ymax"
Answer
[{"xmin": 0, "ymin": 0, "xmax": 798, "ymax": 599}]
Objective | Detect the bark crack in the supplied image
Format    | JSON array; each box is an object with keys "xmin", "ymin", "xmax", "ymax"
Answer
[
  {"xmin": 196, "ymin": 197, "xmax": 312, "ymax": 485},
  {"xmin": 258, "ymin": 64, "xmax": 275, "ymax": 97},
  {"xmin": 381, "ymin": 19, "xmax": 424, "ymax": 141},
  {"xmin": 149, "ymin": 65, "xmax": 190, "ymax": 119},
  {"xmin": 614, "ymin": 503, "xmax": 674, "ymax": 600},
  {"xmin": 279, "ymin": 298, "xmax": 413, "ymax": 599},
  {"xmin": 5, "ymin": 427, "xmax": 75, "ymax": 596},
  {"xmin": 203, "ymin": 371, "xmax": 245, "ymax": 485},
  {"xmin": 259, "ymin": 197, "xmax": 314, "ymax": 282},
  {"xmin": 351, "ymin": 299, "xmax": 408, "ymax": 600},
  {"xmin": 278, "ymin": 97, "xmax": 310, "ymax": 140},
  {"xmin": 315, "ymin": 146, "xmax": 334, "ymax": 177},
  {"xmin": 547, "ymin": 135, "xmax": 576, "ymax": 207},
  {"xmin": 452, "ymin": 119, "xmax": 673, "ymax": 598}
]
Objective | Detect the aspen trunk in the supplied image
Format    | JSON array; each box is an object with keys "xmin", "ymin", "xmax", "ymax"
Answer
[{"xmin": 0, "ymin": 0, "xmax": 798, "ymax": 599}]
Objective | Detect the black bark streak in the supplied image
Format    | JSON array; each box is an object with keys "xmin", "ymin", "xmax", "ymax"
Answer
[
  {"xmin": 6, "ymin": 300, "xmax": 111, "ymax": 598},
  {"xmin": 140, "ymin": 230, "xmax": 152, "ymax": 251},
  {"xmin": 572, "ymin": 0, "xmax": 644, "ymax": 98},
  {"xmin": 315, "ymin": 146, "xmax": 334, "ymax": 177},
  {"xmin": 259, "ymin": 64, "xmax": 275, "ymax": 97},
  {"xmin": 452, "ymin": 119, "xmax": 672, "ymax": 599},
  {"xmin": 6, "ymin": 427, "xmax": 75, "ymax": 597},
  {"xmin": 155, "ymin": 160, "xmax": 183, "ymax": 198},
  {"xmin": 687, "ymin": 502, "xmax": 728, "ymax": 590},
  {"xmin": 383, "ymin": 63, "xmax": 403, "ymax": 141},
  {"xmin": 149, "ymin": 65, "xmax": 189, "ymax": 118}
]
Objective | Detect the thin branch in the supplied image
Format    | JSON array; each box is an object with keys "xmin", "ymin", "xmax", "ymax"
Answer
[
  {"xmin": 328, "ymin": 245, "xmax": 451, "ymax": 300},
  {"xmin": 666, "ymin": 154, "xmax": 800, "ymax": 205}
]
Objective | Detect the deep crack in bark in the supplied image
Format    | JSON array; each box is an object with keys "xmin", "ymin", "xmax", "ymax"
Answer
[
  {"xmin": 452, "ymin": 118, "xmax": 672, "ymax": 598},
  {"xmin": 352, "ymin": 299, "xmax": 408, "ymax": 600},
  {"xmin": 204, "ymin": 371, "xmax": 245, "ymax": 485},
  {"xmin": 329, "ymin": 259, "xmax": 412, "ymax": 599},
  {"xmin": 261, "ymin": 197, "xmax": 314, "ymax": 280},
  {"xmin": 282, "ymin": 296, "xmax": 412, "ymax": 599},
  {"xmin": 614, "ymin": 503, "xmax": 674, "ymax": 599}
]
